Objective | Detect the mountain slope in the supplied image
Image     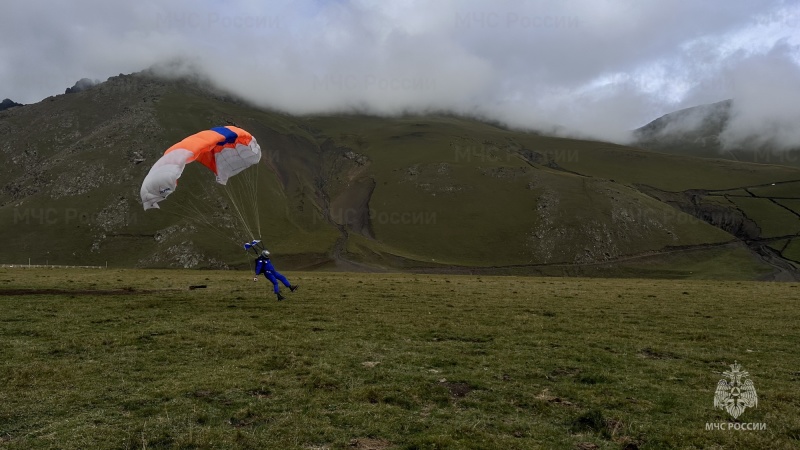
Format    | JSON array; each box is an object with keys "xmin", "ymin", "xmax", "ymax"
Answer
[
  {"xmin": 634, "ymin": 99, "xmax": 800, "ymax": 166},
  {"xmin": 1, "ymin": 71, "xmax": 798, "ymax": 279},
  {"xmin": 634, "ymin": 100, "xmax": 732, "ymax": 155}
]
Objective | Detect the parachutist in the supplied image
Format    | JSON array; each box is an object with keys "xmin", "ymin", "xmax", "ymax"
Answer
[{"xmin": 254, "ymin": 250, "xmax": 298, "ymax": 301}]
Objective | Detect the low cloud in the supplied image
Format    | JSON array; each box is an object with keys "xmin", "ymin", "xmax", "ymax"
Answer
[
  {"xmin": 720, "ymin": 43, "xmax": 800, "ymax": 150},
  {"xmin": 2, "ymin": 0, "xmax": 799, "ymax": 147}
]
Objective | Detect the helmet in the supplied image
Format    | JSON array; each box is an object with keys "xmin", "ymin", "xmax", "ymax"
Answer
[{"xmin": 262, "ymin": 250, "xmax": 270, "ymax": 257}]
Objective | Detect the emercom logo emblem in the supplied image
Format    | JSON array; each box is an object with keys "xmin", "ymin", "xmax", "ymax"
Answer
[{"xmin": 713, "ymin": 361, "xmax": 758, "ymax": 419}]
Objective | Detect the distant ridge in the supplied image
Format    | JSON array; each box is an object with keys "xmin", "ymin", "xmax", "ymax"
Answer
[
  {"xmin": 633, "ymin": 99, "xmax": 800, "ymax": 166},
  {"xmin": 633, "ymin": 99, "xmax": 732, "ymax": 154},
  {"xmin": 0, "ymin": 98, "xmax": 22, "ymax": 111}
]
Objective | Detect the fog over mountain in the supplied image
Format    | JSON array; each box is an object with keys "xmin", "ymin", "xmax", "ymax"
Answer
[{"xmin": 2, "ymin": 0, "xmax": 799, "ymax": 147}]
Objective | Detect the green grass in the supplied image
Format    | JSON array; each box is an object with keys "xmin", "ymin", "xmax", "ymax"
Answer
[
  {"xmin": 726, "ymin": 197, "xmax": 800, "ymax": 238},
  {"xmin": 776, "ymin": 199, "xmax": 800, "ymax": 217},
  {"xmin": 712, "ymin": 189, "xmax": 752, "ymax": 196},
  {"xmin": 550, "ymin": 143, "xmax": 800, "ymax": 192},
  {"xmin": 747, "ymin": 181, "xmax": 800, "ymax": 199},
  {"xmin": 587, "ymin": 244, "xmax": 775, "ymax": 280},
  {"xmin": 1, "ymin": 268, "xmax": 799, "ymax": 449},
  {"xmin": 781, "ymin": 239, "xmax": 800, "ymax": 265}
]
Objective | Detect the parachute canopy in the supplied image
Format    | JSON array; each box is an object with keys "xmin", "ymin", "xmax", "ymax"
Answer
[{"xmin": 140, "ymin": 126, "xmax": 262, "ymax": 210}]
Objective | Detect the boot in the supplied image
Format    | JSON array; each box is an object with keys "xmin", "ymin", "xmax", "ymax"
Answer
[
  {"xmin": 276, "ymin": 292, "xmax": 285, "ymax": 301},
  {"xmin": 290, "ymin": 284, "xmax": 299, "ymax": 292}
]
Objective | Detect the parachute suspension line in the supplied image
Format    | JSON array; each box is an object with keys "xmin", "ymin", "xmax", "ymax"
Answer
[
  {"xmin": 222, "ymin": 185, "xmax": 254, "ymax": 241},
  {"xmin": 240, "ymin": 162, "xmax": 258, "ymax": 239},
  {"xmin": 254, "ymin": 159, "xmax": 262, "ymax": 238},
  {"xmin": 196, "ymin": 180, "xmax": 249, "ymax": 245},
  {"xmin": 179, "ymin": 179, "xmax": 247, "ymax": 247},
  {"xmin": 234, "ymin": 160, "xmax": 261, "ymax": 239},
  {"xmin": 220, "ymin": 149, "xmax": 263, "ymax": 242},
  {"xmin": 225, "ymin": 169, "xmax": 254, "ymax": 240},
  {"xmin": 239, "ymin": 159, "xmax": 261, "ymax": 240},
  {"xmin": 165, "ymin": 210, "xmax": 240, "ymax": 247},
  {"xmin": 160, "ymin": 206, "xmax": 240, "ymax": 247},
  {"xmin": 214, "ymin": 145, "xmax": 260, "ymax": 242},
  {"xmin": 164, "ymin": 192, "xmax": 242, "ymax": 247},
  {"xmin": 245, "ymin": 150, "xmax": 261, "ymax": 238}
]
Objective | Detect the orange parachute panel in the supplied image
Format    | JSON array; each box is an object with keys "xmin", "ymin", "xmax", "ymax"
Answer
[
  {"xmin": 140, "ymin": 126, "xmax": 261, "ymax": 210},
  {"xmin": 164, "ymin": 127, "xmax": 254, "ymax": 176}
]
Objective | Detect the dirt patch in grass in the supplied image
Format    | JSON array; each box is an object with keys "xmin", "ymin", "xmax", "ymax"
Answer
[
  {"xmin": 349, "ymin": 437, "xmax": 391, "ymax": 449},
  {"xmin": 637, "ymin": 347, "xmax": 677, "ymax": 359},
  {"xmin": 248, "ymin": 388, "xmax": 271, "ymax": 399},
  {"xmin": 549, "ymin": 367, "xmax": 581, "ymax": 379},
  {"xmin": 618, "ymin": 438, "xmax": 641, "ymax": 450},
  {"xmin": 536, "ymin": 389, "xmax": 575, "ymax": 407},
  {"xmin": 575, "ymin": 443, "xmax": 599, "ymax": 450},
  {"xmin": 439, "ymin": 380, "xmax": 474, "ymax": 397},
  {"xmin": 191, "ymin": 390, "xmax": 216, "ymax": 399}
]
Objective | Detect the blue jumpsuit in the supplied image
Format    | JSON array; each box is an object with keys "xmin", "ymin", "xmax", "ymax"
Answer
[{"xmin": 254, "ymin": 256, "xmax": 292, "ymax": 294}]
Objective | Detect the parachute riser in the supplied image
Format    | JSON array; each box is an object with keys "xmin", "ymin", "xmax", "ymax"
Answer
[{"xmin": 244, "ymin": 239, "xmax": 265, "ymax": 256}]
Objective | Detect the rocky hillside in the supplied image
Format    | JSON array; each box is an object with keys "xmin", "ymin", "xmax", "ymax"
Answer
[{"xmin": 1, "ymin": 72, "xmax": 799, "ymax": 279}]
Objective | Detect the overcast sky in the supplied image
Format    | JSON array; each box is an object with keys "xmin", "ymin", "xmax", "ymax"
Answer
[{"xmin": 2, "ymin": 0, "xmax": 799, "ymax": 146}]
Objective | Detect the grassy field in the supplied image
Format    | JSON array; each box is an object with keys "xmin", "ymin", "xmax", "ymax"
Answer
[{"xmin": 1, "ymin": 268, "xmax": 799, "ymax": 449}]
